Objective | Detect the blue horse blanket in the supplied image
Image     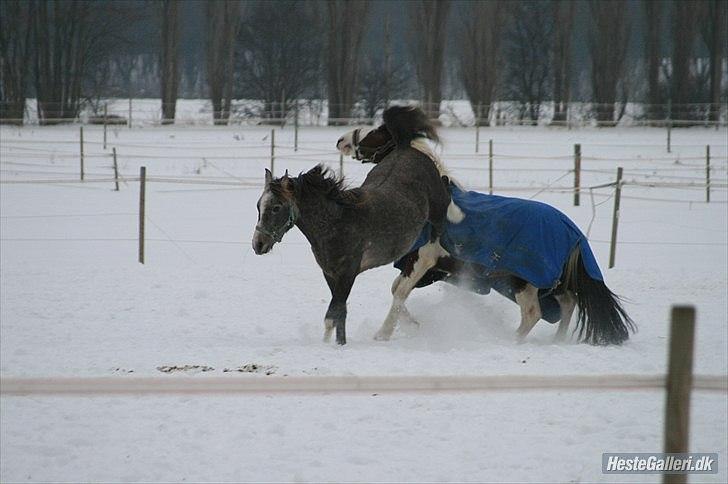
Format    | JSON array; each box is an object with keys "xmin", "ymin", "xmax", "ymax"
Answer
[{"xmin": 396, "ymin": 185, "xmax": 603, "ymax": 322}]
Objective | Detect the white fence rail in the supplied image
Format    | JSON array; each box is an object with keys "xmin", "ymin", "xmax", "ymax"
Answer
[{"xmin": 1, "ymin": 374, "xmax": 726, "ymax": 396}]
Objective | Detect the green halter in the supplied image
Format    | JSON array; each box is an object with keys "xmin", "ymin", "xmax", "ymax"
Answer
[{"xmin": 255, "ymin": 206, "xmax": 297, "ymax": 243}]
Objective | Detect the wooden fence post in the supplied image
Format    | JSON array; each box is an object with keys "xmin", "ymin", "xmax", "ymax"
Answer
[
  {"xmin": 475, "ymin": 123, "xmax": 480, "ymax": 153},
  {"xmin": 488, "ymin": 139, "xmax": 493, "ymax": 195},
  {"xmin": 663, "ymin": 305, "xmax": 696, "ymax": 484},
  {"xmin": 706, "ymin": 145, "xmax": 710, "ymax": 203},
  {"xmin": 139, "ymin": 166, "xmax": 146, "ymax": 264},
  {"xmin": 574, "ymin": 143, "xmax": 581, "ymax": 206},
  {"xmin": 339, "ymin": 152, "xmax": 344, "ymax": 178},
  {"xmin": 128, "ymin": 98, "xmax": 132, "ymax": 129},
  {"xmin": 103, "ymin": 103, "xmax": 108, "ymax": 150},
  {"xmin": 667, "ymin": 99, "xmax": 672, "ymax": 153},
  {"xmin": 270, "ymin": 129, "xmax": 275, "ymax": 175},
  {"xmin": 80, "ymin": 126, "xmax": 85, "ymax": 181},
  {"xmin": 294, "ymin": 102, "xmax": 299, "ymax": 152},
  {"xmin": 608, "ymin": 167, "xmax": 623, "ymax": 269},
  {"xmin": 112, "ymin": 148, "xmax": 119, "ymax": 191}
]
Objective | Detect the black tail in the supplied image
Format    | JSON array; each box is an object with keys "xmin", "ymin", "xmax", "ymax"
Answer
[
  {"xmin": 566, "ymin": 249, "xmax": 636, "ymax": 345},
  {"xmin": 382, "ymin": 105, "xmax": 439, "ymax": 147}
]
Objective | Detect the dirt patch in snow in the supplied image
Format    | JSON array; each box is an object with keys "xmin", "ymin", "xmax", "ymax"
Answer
[
  {"xmin": 222, "ymin": 363, "xmax": 276, "ymax": 375},
  {"xmin": 156, "ymin": 365, "xmax": 215, "ymax": 374}
]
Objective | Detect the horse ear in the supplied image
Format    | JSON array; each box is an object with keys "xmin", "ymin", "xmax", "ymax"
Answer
[
  {"xmin": 281, "ymin": 175, "xmax": 294, "ymax": 194},
  {"xmin": 284, "ymin": 169, "xmax": 289, "ymax": 178},
  {"xmin": 264, "ymin": 168, "xmax": 272, "ymax": 186}
]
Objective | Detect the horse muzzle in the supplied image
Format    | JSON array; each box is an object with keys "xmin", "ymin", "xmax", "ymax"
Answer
[{"xmin": 252, "ymin": 230, "xmax": 274, "ymax": 255}]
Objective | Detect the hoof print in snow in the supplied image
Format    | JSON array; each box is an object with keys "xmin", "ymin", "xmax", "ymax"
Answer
[
  {"xmin": 112, "ymin": 367, "xmax": 135, "ymax": 373},
  {"xmin": 156, "ymin": 365, "xmax": 215, "ymax": 374},
  {"xmin": 222, "ymin": 363, "xmax": 276, "ymax": 375}
]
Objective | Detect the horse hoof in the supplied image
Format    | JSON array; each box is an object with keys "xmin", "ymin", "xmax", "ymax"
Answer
[
  {"xmin": 373, "ymin": 332, "xmax": 391, "ymax": 341},
  {"xmin": 401, "ymin": 315, "xmax": 420, "ymax": 327}
]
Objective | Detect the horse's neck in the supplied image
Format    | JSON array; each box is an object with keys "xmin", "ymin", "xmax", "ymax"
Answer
[{"xmin": 293, "ymin": 194, "xmax": 345, "ymax": 244}]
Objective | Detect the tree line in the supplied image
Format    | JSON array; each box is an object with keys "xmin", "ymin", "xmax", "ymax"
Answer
[{"xmin": 1, "ymin": 0, "xmax": 725, "ymax": 126}]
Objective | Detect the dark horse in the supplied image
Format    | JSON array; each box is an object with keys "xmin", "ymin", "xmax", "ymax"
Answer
[
  {"xmin": 336, "ymin": 123, "xmax": 635, "ymax": 345},
  {"xmin": 252, "ymin": 106, "xmax": 454, "ymax": 345}
]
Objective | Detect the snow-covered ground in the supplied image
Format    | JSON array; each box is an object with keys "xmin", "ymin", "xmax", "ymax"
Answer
[{"xmin": 1, "ymin": 123, "xmax": 727, "ymax": 482}]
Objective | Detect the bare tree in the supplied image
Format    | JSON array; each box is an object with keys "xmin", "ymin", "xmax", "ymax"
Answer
[
  {"xmin": 458, "ymin": 1, "xmax": 506, "ymax": 126},
  {"xmin": 644, "ymin": 0, "xmax": 664, "ymax": 122},
  {"xmin": 588, "ymin": 0, "xmax": 630, "ymax": 126},
  {"xmin": 236, "ymin": 0, "xmax": 320, "ymax": 123},
  {"xmin": 408, "ymin": 0, "xmax": 450, "ymax": 120},
  {"xmin": 33, "ymin": 1, "xmax": 91, "ymax": 124},
  {"xmin": 358, "ymin": 16, "xmax": 410, "ymax": 120},
  {"xmin": 671, "ymin": 0, "xmax": 700, "ymax": 122},
  {"xmin": 551, "ymin": 0, "xmax": 574, "ymax": 125},
  {"xmin": 325, "ymin": 0, "xmax": 369, "ymax": 126},
  {"xmin": 505, "ymin": 1, "xmax": 553, "ymax": 125},
  {"xmin": 699, "ymin": 0, "xmax": 727, "ymax": 123},
  {"xmin": 206, "ymin": 0, "xmax": 241, "ymax": 125},
  {"xmin": 0, "ymin": 0, "xmax": 34, "ymax": 124},
  {"xmin": 160, "ymin": 0, "xmax": 180, "ymax": 124},
  {"xmin": 33, "ymin": 0, "xmax": 139, "ymax": 124}
]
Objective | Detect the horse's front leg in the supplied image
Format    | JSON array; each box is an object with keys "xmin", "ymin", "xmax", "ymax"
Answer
[
  {"xmin": 323, "ymin": 273, "xmax": 356, "ymax": 345},
  {"xmin": 375, "ymin": 242, "xmax": 445, "ymax": 341}
]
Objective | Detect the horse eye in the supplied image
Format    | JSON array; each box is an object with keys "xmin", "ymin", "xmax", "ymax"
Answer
[{"xmin": 271, "ymin": 205, "xmax": 281, "ymax": 213}]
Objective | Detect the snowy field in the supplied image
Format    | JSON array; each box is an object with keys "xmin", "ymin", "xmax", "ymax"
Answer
[{"xmin": 1, "ymin": 122, "xmax": 727, "ymax": 482}]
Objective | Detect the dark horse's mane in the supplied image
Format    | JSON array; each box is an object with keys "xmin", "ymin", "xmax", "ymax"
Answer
[
  {"xmin": 382, "ymin": 105, "xmax": 439, "ymax": 146},
  {"xmin": 355, "ymin": 105, "xmax": 440, "ymax": 164},
  {"xmin": 270, "ymin": 165, "xmax": 363, "ymax": 206}
]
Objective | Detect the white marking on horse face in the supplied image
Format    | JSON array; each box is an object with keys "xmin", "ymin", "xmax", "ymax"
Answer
[
  {"xmin": 256, "ymin": 188, "xmax": 274, "ymax": 223},
  {"xmin": 252, "ymin": 187, "xmax": 275, "ymax": 252},
  {"xmin": 336, "ymin": 127, "xmax": 376, "ymax": 157}
]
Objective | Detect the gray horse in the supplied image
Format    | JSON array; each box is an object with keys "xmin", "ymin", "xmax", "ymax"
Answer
[{"xmin": 252, "ymin": 107, "xmax": 456, "ymax": 345}]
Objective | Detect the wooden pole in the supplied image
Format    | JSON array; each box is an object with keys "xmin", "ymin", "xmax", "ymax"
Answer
[
  {"xmin": 706, "ymin": 145, "xmax": 710, "ymax": 203},
  {"xmin": 128, "ymin": 97, "xmax": 132, "ymax": 129},
  {"xmin": 475, "ymin": 123, "xmax": 480, "ymax": 153},
  {"xmin": 79, "ymin": 126, "xmax": 85, "ymax": 181},
  {"xmin": 667, "ymin": 99, "xmax": 672, "ymax": 153},
  {"xmin": 139, "ymin": 166, "xmax": 146, "ymax": 264},
  {"xmin": 488, "ymin": 139, "xmax": 493, "ymax": 195},
  {"xmin": 574, "ymin": 143, "xmax": 581, "ymax": 206},
  {"xmin": 103, "ymin": 103, "xmax": 108, "ymax": 150},
  {"xmin": 608, "ymin": 167, "xmax": 623, "ymax": 269},
  {"xmin": 663, "ymin": 305, "xmax": 696, "ymax": 484},
  {"xmin": 270, "ymin": 129, "xmax": 275, "ymax": 175},
  {"xmin": 339, "ymin": 152, "xmax": 344, "ymax": 177},
  {"xmin": 294, "ymin": 102, "xmax": 299, "ymax": 152},
  {"xmin": 112, "ymin": 148, "xmax": 119, "ymax": 191}
]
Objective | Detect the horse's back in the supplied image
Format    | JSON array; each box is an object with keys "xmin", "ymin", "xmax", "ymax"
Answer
[{"xmin": 362, "ymin": 147, "xmax": 447, "ymax": 205}]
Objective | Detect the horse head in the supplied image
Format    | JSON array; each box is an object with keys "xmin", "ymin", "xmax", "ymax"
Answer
[
  {"xmin": 252, "ymin": 169, "xmax": 297, "ymax": 255},
  {"xmin": 336, "ymin": 125, "xmax": 394, "ymax": 163}
]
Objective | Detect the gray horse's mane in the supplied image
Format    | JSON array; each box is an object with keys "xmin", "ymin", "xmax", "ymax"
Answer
[{"xmin": 271, "ymin": 165, "xmax": 363, "ymax": 206}]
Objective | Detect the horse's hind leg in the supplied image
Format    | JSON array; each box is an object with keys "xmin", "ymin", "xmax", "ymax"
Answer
[
  {"xmin": 375, "ymin": 242, "xmax": 445, "ymax": 341},
  {"xmin": 554, "ymin": 290, "xmax": 577, "ymax": 342},
  {"xmin": 515, "ymin": 283, "xmax": 541, "ymax": 342}
]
